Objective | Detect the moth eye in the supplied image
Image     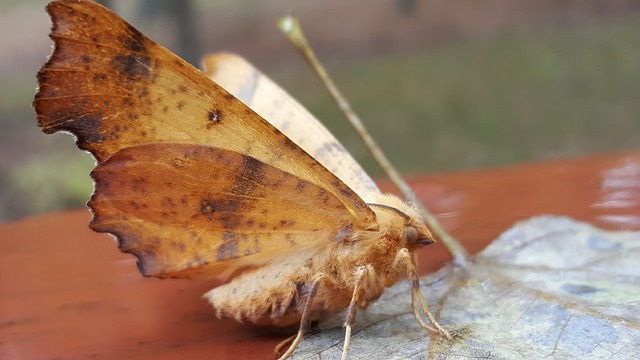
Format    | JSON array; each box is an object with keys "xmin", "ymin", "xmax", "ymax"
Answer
[{"xmin": 404, "ymin": 226, "xmax": 419, "ymax": 244}]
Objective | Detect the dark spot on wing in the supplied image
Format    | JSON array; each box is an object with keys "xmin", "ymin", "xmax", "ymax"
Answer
[
  {"xmin": 319, "ymin": 189, "xmax": 330, "ymax": 204},
  {"xmin": 296, "ymin": 180, "xmax": 306, "ymax": 192},
  {"xmin": 332, "ymin": 180, "xmax": 354, "ymax": 198},
  {"xmin": 207, "ymin": 109, "xmax": 223, "ymax": 124},
  {"xmin": 112, "ymin": 53, "xmax": 151, "ymax": 78},
  {"xmin": 279, "ymin": 220, "xmax": 296, "ymax": 227},
  {"xmin": 173, "ymin": 59, "xmax": 185, "ymax": 68},
  {"xmin": 219, "ymin": 214, "xmax": 243, "ymax": 228},
  {"xmin": 130, "ymin": 177, "xmax": 147, "ymax": 193},
  {"xmin": 197, "ymin": 198, "xmax": 241, "ymax": 219},
  {"xmin": 285, "ymin": 234, "xmax": 295, "ymax": 246},
  {"xmin": 199, "ymin": 198, "xmax": 217, "ymax": 216},
  {"xmin": 42, "ymin": 112, "xmax": 106, "ymax": 145},
  {"xmin": 119, "ymin": 23, "xmax": 148, "ymax": 53},
  {"xmin": 282, "ymin": 136, "xmax": 299, "ymax": 151},
  {"xmin": 217, "ymin": 232, "xmax": 239, "ymax": 261},
  {"xmin": 232, "ymin": 155, "xmax": 265, "ymax": 196},
  {"xmin": 161, "ymin": 197, "xmax": 177, "ymax": 208}
]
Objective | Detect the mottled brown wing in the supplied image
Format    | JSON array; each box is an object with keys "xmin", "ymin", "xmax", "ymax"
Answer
[
  {"xmin": 34, "ymin": 0, "xmax": 377, "ymax": 278},
  {"xmin": 90, "ymin": 143, "xmax": 358, "ymax": 279},
  {"xmin": 34, "ymin": 0, "xmax": 375, "ymax": 222}
]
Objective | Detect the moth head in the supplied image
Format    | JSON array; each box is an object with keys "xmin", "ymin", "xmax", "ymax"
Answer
[{"xmin": 367, "ymin": 194, "xmax": 435, "ymax": 248}]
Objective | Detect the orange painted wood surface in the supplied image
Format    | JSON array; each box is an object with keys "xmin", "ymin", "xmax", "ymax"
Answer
[{"xmin": 2, "ymin": 150, "xmax": 639, "ymax": 359}]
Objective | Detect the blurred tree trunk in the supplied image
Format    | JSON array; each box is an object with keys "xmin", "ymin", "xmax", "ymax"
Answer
[
  {"xmin": 168, "ymin": 0, "xmax": 200, "ymax": 66},
  {"xmin": 140, "ymin": 0, "xmax": 201, "ymax": 66}
]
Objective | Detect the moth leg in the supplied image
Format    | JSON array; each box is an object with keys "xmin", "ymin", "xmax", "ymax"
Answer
[
  {"xmin": 276, "ymin": 273, "xmax": 325, "ymax": 360},
  {"xmin": 274, "ymin": 334, "xmax": 296, "ymax": 358},
  {"xmin": 341, "ymin": 266, "xmax": 368, "ymax": 360},
  {"xmin": 395, "ymin": 248, "xmax": 453, "ymax": 340}
]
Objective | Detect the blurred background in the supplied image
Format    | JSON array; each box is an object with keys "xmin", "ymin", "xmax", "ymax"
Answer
[{"xmin": 1, "ymin": 0, "xmax": 639, "ymax": 222}]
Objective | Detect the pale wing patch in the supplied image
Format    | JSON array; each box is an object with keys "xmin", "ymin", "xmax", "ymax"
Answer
[{"xmin": 202, "ymin": 53, "xmax": 380, "ymax": 203}]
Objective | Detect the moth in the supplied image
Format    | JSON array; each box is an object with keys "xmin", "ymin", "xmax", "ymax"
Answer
[{"xmin": 34, "ymin": 0, "xmax": 451, "ymax": 358}]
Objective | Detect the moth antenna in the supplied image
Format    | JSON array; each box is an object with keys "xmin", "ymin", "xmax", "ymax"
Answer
[
  {"xmin": 366, "ymin": 203, "xmax": 410, "ymax": 220},
  {"xmin": 277, "ymin": 16, "xmax": 469, "ymax": 268}
]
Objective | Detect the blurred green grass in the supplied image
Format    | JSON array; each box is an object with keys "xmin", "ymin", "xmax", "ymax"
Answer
[
  {"xmin": 269, "ymin": 18, "xmax": 640, "ymax": 176},
  {"xmin": 8, "ymin": 17, "xmax": 640, "ymax": 220}
]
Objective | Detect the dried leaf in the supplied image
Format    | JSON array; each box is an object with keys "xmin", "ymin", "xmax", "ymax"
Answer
[{"xmin": 293, "ymin": 216, "xmax": 640, "ymax": 359}]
